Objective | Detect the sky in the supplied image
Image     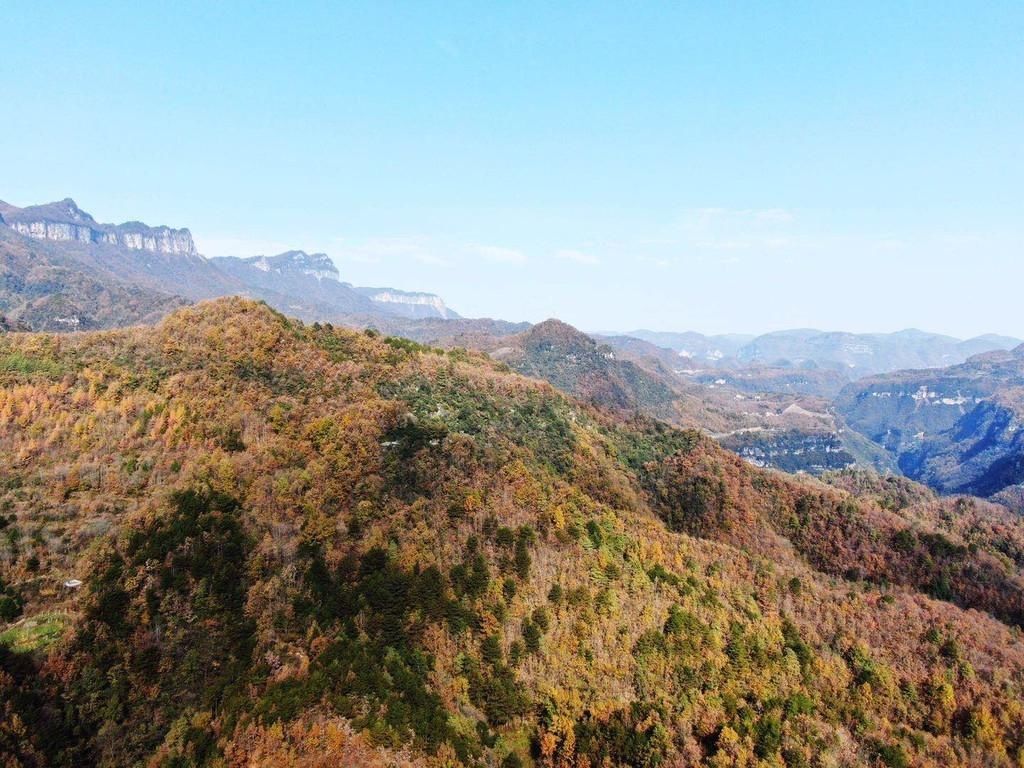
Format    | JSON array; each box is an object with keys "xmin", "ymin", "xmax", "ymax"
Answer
[{"xmin": 2, "ymin": 2, "xmax": 1022, "ymax": 337}]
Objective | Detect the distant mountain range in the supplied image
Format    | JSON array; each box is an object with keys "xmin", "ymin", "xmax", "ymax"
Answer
[
  {"xmin": 619, "ymin": 327, "xmax": 1022, "ymax": 378},
  {"xmin": 0, "ymin": 218, "xmax": 187, "ymax": 332},
  {"xmin": 0, "ymin": 197, "xmax": 458, "ymax": 330},
  {"xmin": 836, "ymin": 345, "xmax": 1024, "ymax": 503}
]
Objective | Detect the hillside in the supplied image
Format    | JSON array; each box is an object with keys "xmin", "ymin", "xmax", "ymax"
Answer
[
  {"xmin": 495, "ymin": 321, "xmax": 873, "ymax": 474},
  {"xmin": 1, "ymin": 299, "xmax": 1023, "ymax": 766},
  {"xmin": 0, "ymin": 223, "xmax": 187, "ymax": 331},
  {"xmin": 493, "ymin": 319, "xmax": 684, "ymax": 422},
  {"xmin": 836, "ymin": 347, "xmax": 1024, "ymax": 498}
]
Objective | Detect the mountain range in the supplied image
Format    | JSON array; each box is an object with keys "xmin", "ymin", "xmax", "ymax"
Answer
[
  {"xmin": 5, "ymin": 196, "xmax": 1024, "ymax": 488},
  {"xmin": 1, "ymin": 298, "xmax": 1023, "ymax": 766},
  {"xmin": 619, "ymin": 327, "xmax": 1022, "ymax": 379},
  {"xmin": 0, "ymin": 198, "xmax": 458, "ymax": 330}
]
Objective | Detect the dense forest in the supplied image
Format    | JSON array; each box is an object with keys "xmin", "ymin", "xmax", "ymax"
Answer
[{"xmin": 1, "ymin": 299, "xmax": 1023, "ymax": 767}]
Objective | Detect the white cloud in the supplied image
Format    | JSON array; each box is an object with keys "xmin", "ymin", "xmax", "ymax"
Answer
[
  {"xmin": 476, "ymin": 245, "xmax": 527, "ymax": 265},
  {"xmin": 555, "ymin": 248, "xmax": 599, "ymax": 265}
]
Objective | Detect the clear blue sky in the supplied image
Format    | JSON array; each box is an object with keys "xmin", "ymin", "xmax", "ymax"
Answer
[{"xmin": 3, "ymin": 2, "xmax": 1022, "ymax": 336}]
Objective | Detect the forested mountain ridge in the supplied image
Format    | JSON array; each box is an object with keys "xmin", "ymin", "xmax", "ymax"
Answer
[{"xmin": 0, "ymin": 299, "xmax": 1023, "ymax": 766}]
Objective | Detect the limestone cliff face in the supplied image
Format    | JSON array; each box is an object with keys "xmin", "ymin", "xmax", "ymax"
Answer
[
  {"xmin": 0, "ymin": 198, "xmax": 197, "ymax": 257},
  {"xmin": 245, "ymin": 250, "xmax": 340, "ymax": 281},
  {"xmin": 354, "ymin": 286, "xmax": 459, "ymax": 319}
]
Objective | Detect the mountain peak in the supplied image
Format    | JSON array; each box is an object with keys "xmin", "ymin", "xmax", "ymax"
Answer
[
  {"xmin": 523, "ymin": 318, "xmax": 596, "ymax": 352},
  {"xmin": 245, "ymin": 250, "xmax": 339, "ymax": 281}
]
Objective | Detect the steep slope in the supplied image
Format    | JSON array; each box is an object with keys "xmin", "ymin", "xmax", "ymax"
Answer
[
  {"xmin": 836, "ymin": 347, "xmax": 1024, "ymax": 497},
  {"xmin": 0, "ymin": 198, "xmax": 240, "ymax": 302},
  {"xmin": 0, "ymin": 223, "xmax": 186, "ymax": 330},
  {"xmin": 1, "ymin": 198, "xmax": 197, "ymax": 255},
  {"xmin": 1, "ymin": 299, "xmax": 1023, "ymax": 766}
]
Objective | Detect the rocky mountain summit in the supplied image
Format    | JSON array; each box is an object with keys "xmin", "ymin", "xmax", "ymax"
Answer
[{"xmin": 0, "ymin": 198, "xmax": 197, "ymax": 256}]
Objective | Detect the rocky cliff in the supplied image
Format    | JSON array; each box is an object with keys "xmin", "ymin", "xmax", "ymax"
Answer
[
  {"xmin": 244, "ymin": 250, "xmax": 340, "ymax": 281},
  {"xmin": 355, "ymin": 286, "xmax": 459, "ymax": 319},
  {"xmin": 0, "ymin": 198, "xmax": 197, "ymax": 256}
]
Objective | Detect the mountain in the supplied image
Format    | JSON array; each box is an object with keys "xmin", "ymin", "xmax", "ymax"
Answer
[
  {"xmin": 494, "ymin": 319, "xmax": 683, "ymax": 421},
  {"xmin": 211, "ymin": 251, "xmax": 380, "ymax": 317},
  {"xmin": 355, "ymin": 286, "xmax": 460, "ymax": 320},
  {"xmin": 211, "ymin": 252, "xmax": 459, "ymax": 322},
  {"xmin": 0, "ymin": 198, "xmax": 197, "ymax": 256},
  {"xmin": 0, "ymin": 221, "xmax": 186, "ymax": 330},
  {"xmin": 736, "ymin": 328, "xmax": 1023, "ymax": 377},
  {"xmin": 495, "ymin": 320, "xmax": 884, "ymax": 474},
  {"xmin": 0, "ymin": 198, "xmax": 244, "ymax": 304},
  {"xmin": 1, "ymin": 197, "xmax": 460, "ymax": 329},
  {"xmin": 620, "ymin": 327, "xmax": 1022, "ymax": 380},
  {"xmin": 1, "ymin": 298, "xmax": 1023, "ymax": 766},
  {"xmin": 836, "ymin": 345, "xmax": 1024, "ymax": 498},
  {"xmin": 621, "ymin": 329, "xmax": 754, "ymax": 362}
]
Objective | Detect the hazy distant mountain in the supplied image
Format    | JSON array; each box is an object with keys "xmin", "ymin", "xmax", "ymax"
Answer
[
  {"xmin": 0, "ymin": 198, "xmax": 244, "ymax": 303},
  {"xmin": 622, "ymin": 329, "xmax": 754, "ymax": 361},
  {"xmin": 354, "ymin": 286, "xmax": 460, "ymax": 320},
  {"xmin": 211, "ymin": 251, "xmax": 378, "ymax": 316},
  {"xmin": 1, "ymin": 197, "xmax": 460, "ymax": 328},
  {"xmin": 620, "ymin": 327, "xmax": 1022, "ymax": 379},
  {"xmin": 737, "ymin": 328, "xmax": 1022, "ymax": 376},
  {"xmin": 837, "ymin": 345, "xmax": 1024, "ymax": 497}
]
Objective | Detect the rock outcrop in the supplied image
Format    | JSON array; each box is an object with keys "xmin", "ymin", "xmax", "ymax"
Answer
[
  {"xmin": 0, "ymin": 198, "xmax": 197, "ymax": 256},
  {"xmin": 245, "ymin": 250, "xmax": 340, "ymax": 281},
  {"xmin": 355, "ymin": 286, "xmax": 459, "ymax": 319}
]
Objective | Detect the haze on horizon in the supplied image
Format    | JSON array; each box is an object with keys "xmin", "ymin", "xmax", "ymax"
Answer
[{"xmin": 3, "ymin": 1, "xmax": 1022, "ymax": 338}]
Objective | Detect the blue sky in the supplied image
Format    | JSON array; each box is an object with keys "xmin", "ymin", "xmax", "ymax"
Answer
[{"xmin": 3, "ymin": 2, "xmax": 1022, "ymax": 336}]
